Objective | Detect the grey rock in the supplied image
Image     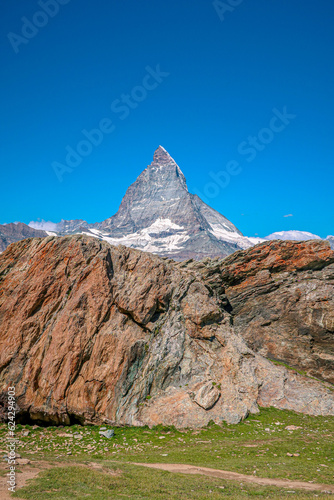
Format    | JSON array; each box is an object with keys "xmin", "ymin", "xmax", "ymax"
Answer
[
  {"xmin": 99, "ymin": 429, "xmax": 115, "ymax": 438},
  {"xmin": 193, "ymin": 382, "xmax": 221, "ymax": 410}
]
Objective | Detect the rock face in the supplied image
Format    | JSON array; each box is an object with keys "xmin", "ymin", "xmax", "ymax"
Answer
[
  {"xmin": 219, "ymin": 240, "xmax": 334, "ymax": 384},
  {"xmin": 0, "ymin": 223, "xmax": 47, "ymax": 253},
  {"xmin": 0, "ymin": 236, "xmax": 333, "ymax": 427}
]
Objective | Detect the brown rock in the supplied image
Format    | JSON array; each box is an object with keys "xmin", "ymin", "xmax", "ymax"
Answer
[
  {"xmin": 0, "ymin": 236, "xmax": 333, "ymax": 428},
  {"xmin": 217, "ymin": 240, "xmax": 334, "ymax": 384}
]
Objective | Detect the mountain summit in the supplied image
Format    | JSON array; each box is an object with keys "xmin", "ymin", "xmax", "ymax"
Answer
[
  {"xmin": 98, "ymin": 145, "xmax": 189, "ymax": 235},
  {"xmin": 88, "ymin": 146, "xmax": 253, "ymax": 260},
  {"xmin": 152, "ymin": 144, "xmax": 178, "ymax": 165}
]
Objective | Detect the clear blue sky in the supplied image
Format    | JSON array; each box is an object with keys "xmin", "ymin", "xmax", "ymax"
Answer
[{"xmin": 1, "ymin": 0, "xmax": 333, "ymax": 237}]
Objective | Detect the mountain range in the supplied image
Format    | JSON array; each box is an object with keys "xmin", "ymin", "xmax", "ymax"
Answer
[{"xmin": 1, "ymin": 146, "xmax": 333, "ymax": 257}]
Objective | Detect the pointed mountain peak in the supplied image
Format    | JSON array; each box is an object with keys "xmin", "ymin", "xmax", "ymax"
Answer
[
  {"xmin": 148, "ymin": 146, "xmax": 187, "ymax": 191},
  {"xmin": 152, "ymin": 145, "xmax": 175, "ymax": 165}
]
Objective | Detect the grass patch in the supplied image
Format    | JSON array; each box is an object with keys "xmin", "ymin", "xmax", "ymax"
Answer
[
  {"xmin": 12, "ymin": 464, "xmax": 329, "ymax": 499},
  {"xmin": 0, "ymin": 407, "xmax": 332, "ymax": 498}
]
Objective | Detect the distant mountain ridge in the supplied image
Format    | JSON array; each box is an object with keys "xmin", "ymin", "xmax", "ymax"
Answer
[
  {"xmin": 265, "ymin": 231, "xmax": 334, "ymax": 250},
  {"xmin": 0, "ymin": 223, "xmax": 47, "ymax": 253},
  {"xmin": 1, "ymin": 147, "xmax": 333, "ymax": 258}
]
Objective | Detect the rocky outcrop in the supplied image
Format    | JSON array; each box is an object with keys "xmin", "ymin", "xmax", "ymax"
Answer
[
  {"xmin": 186, "ymin": 240, "xmax": 334, "ymax": 384},
  {"xmin": 0, "ymin": 223, "xmax": 47, "ymax": 253},
  {"xmin": 0, "ymin": 236, "xmax": 333, "ymax": 428},
  {"xmin": 222, "ymin": 240, "xmax": 334, "ymax": 384}
]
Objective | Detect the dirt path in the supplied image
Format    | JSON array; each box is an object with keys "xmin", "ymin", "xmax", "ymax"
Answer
[
  {"xmin": 132, "ymin": 462, "xmax": 334, "ymax": 493},
  {"xmin": 0, "ymin": 462, "xmax": 52, "ymax": 500},
  {"xmin": 1, "ymin": 459, "xmax": 333, "ymax": 497},
  {"xmin": 0, "ymin": 460, "xmax": 122, "ymax": 499}
]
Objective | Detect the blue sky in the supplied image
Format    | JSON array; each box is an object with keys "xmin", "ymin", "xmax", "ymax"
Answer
[{"xmin": 1, "ymin": 0, "xmax": 333, "ymax": 237}]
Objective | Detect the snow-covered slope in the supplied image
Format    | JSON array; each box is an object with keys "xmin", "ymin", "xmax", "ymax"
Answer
[
  {"xmin": 265, "ymin": 230, "xmax": 321, "ymax": 241},
  {"xmin": 83, "ymin": 218, "xmax": 190, "ymax": 254}
]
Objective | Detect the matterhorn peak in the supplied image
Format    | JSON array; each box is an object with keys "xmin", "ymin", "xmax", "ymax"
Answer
[
  {"xmin": 19, "ymin": 146, "xmax": 253, "ymax": 260},
  {"xmin": 152, "ymin": 145, "xmax": 176, "ymax": 165},
  {"xmin": 92, "ymin": 145, "xmax": 251, "ymax": 259}
]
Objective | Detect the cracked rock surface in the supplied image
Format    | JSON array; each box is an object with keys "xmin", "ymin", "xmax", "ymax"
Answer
[{"xmin": 0, "ymin": 236, "xmax": 333, "ymax": 427}]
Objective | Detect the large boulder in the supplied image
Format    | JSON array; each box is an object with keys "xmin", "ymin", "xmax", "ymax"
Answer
[{"xmin": 0, "ymin": 236, "xmax": 333, "ymax": 427}]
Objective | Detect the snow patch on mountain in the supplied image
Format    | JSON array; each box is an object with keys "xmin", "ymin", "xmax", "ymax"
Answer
[
  {"xmin": 143, "ymin": 217, "xmax": 184, "ymax": 233},
  {"xmin": 89, "ymin": 228, "xmax": 108, "ymax": 236},
  {"xmin": 265, "ymin": 230, "xmax": 321, "ymax": 241},
  {"xmin": 88, "ymin": 218, "xmax": 190, "ymax": 254},
  {"xmin": 29, "ymin": 220, "xmax": 58, "ymax": 231},
  {"xmin": 247, "ymin": 236, "xmax": 267, "ymax": 245},
  {"xmin": 209, "ymin": 223, "xmax": 254, "ymax": 250}
]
